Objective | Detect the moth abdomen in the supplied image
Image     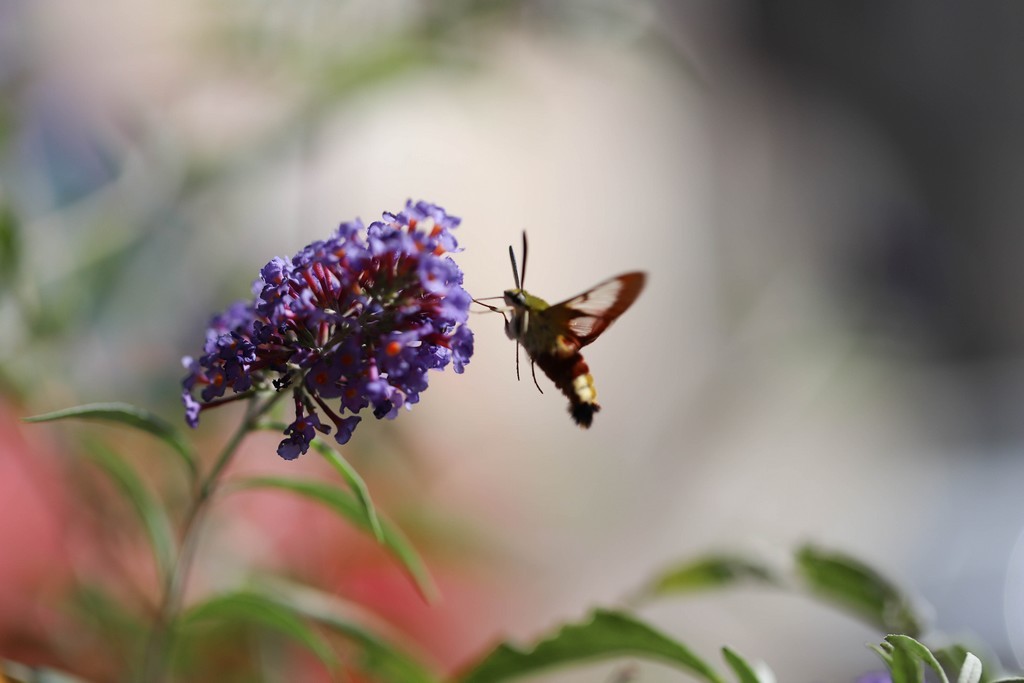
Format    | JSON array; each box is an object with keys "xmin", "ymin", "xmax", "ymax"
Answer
[{"xmin": 536, "ymin": 352, "xmax": 601, "ymax": 428}]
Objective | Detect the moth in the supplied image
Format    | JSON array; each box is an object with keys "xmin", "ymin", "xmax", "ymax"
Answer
[{"xmin": 477, "ymin": 232, "xmax": 646, "ymax": 427}]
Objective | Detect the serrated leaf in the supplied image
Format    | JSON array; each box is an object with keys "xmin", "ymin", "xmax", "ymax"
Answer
[
  {"xmin": 795, "ymin": 545, "xmax": 922, "ymax": 636},
  {"xmin": 641, "ymin": 554, "xmax": 777, "ymax": 601},
  {"xmin": 182, "ymin": 591, "xmax": 337, "ymax": 673},
  {"xmin": 958, "ymin": 653, "xmax": 983, "ymax": 683},
  {"xmin": 24, "ymin": 403, "xmax": 197, "ymax": 485},
  {"xmin": 230, "ymin": 476, "xmax": 437, "ymax": 602},
  {"xmin": 81, "ymin": 441, "xmax": 176, "ymax": 581},
  {"xmin": 257, "ymin": 580, "xmax": 438, "ymax": 683},
  {"xmin": 722, "ymin": 647, "xmax": 768, "ymax": 683},
  {"xmin": 456, "ymin": 609, "xmax": 726, "ymax": 683},
  {"xmin": 259, "ymin": 422, "xmax": 383, "ymax": 542},
  {"xmin": 886, "ymin": 635, "xmax": 949, "ymax": 683}
]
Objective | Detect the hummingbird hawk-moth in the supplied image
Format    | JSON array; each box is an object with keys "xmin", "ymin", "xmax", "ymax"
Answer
[{"xmin": 477, "ymin": 233, "xmax": 646, "ymax": 427}]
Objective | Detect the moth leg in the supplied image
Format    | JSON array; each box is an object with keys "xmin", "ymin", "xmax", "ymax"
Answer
[
  {"xmin": 530, "ymin": 360, "xmax": 544, "ymax": 394},
  {"xmin": 515, "ymin": 341, "xmax": 521, "ymax": 382}
]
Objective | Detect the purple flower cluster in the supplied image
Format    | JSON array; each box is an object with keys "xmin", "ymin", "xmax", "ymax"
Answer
[{"xmin": 181, "ymin": 200, "xmax": 474, "ymax": 459}]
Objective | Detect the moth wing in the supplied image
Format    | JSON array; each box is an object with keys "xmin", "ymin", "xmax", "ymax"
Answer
[{"xmin": 548, "ymin": 272, "xmax": 646, "ymax": 348}]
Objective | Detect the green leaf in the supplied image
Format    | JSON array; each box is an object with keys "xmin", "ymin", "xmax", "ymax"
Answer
[
  {"xmin": 311, "ymin": 440, "xmax": 384, "ymax": 542},
  {"xmin": 182, "ymin": 591, "xmax": 337, "ymax": 673},
  {"xmin": 795, "ymin": 545, "xmax": 922, "ymax": 636},
  {"xmin": 259, "ymin": 422, "xmax": 383, "ymax": 542},
  {"xmin": 991, "ymin": 679, "xmax": 1024, "ymax": 682},
  {"xmin": 229, "ymin": 476, "xmax": 437, "ymax": 602},
  {"xmin": 888, "ymin": 642, "xmax": 924, "ymax": 683},
  {"xmin": 80, "ymin": 441, "xmax": 176, "ymax": 581},
  {"xmin": 721, "ymin": 647, "xmax": 767, "ymax": 683},
  {"xmin": 936, "ymin": 645, "xmax": 991, "ymax": 683},
  {"xmin": 256, "ymin": 579, "xmax": 438, "ymax": 683},
  {"xmin": 456, "ymin": 609, "xmax": 726, "ymax": 683},
  {"xmin": 640, "ymin": 554, "xmax": 777, "ymax": 601},
  {"xmin": 886, "ymin": 635, "xmax": 949, "ymax": 683},
  {"xmin": 870, "ymin": 640, "xmax": 894, "ymax": 663},
  {"xmin": 24, "ymin": 403, "xmax": 197, "ymax": 485}
]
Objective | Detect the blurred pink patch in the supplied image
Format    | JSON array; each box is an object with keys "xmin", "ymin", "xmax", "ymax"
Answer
[
  {"xmin": 0, "ymin": 401, "xmax": 73, "ymax": 655},
  {"xmin": 213, "ymin": 435, "xmax": 506, "ymax": 674}
]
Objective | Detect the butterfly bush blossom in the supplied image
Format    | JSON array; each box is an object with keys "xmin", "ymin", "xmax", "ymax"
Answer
[{"xmin": 181, "ymin": 200, "xmax": 474, "ymax": 459}]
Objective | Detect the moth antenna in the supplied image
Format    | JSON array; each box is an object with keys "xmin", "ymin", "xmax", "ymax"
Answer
[
  {"xmin": 521, "ymin": 231, "xmax": 529, "ymax": 289},
  {"xmin": 508, "ymin": 244, "xmax": 521, "ymax": 290},
  {"xmin": 530, "ymin": 360, "xmax": 543, "ymax": 394}
]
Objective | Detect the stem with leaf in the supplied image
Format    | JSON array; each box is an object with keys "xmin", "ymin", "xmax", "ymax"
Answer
[{"xmin": 139, "ymin": 393, "xmax": 282, "ymax": 683}]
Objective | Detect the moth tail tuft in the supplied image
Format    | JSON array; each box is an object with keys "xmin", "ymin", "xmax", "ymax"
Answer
[{"xmin": 571, "ymin": 402, "xmax": 600, "ymax": 428}]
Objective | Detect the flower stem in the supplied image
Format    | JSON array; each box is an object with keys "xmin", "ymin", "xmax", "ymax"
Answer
[{"xmin": 139, "ymin": 393, "xmax": 282, "ymax": 682}]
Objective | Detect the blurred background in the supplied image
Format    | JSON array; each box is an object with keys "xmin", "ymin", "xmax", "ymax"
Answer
[{"xmin": 3, "ymin": 1, "xmax": 1024, "ymax": 681}]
